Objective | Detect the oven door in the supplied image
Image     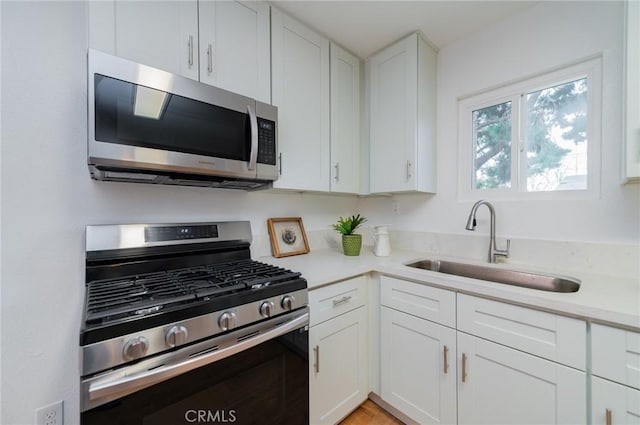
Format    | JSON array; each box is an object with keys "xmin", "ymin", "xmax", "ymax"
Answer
[{"xmin": 81, "ymin": 309, "xmax": 309, "ymax": 425}]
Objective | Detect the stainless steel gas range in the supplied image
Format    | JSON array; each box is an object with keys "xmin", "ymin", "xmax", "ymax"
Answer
[{"xmin": 79, "ymin": 221, "xmax": 309, "ymax": 424}]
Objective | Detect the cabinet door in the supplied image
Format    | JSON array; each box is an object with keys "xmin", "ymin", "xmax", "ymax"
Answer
[
  {"xmin": 198, "ymin": 1, "xmax": 270, "ymax": 103},
  {"xmin": 369, "ymin": 34, "xmax": 418, "ymax": 193},
  {"xmin": 95, "ymin": 1, "xmax": 199, "ymax": 80},
  {"xmin": 309, "ymin": 306, "xmax": 368, "ymax": 425},
  {"xmin": 625, "ymin": 0, "xmax": 640, "ymax": 182},
  {"xmin": 271, "ymin": 8, "xmax": 330, "ymax": 191},
  {"xmin": 457, "ymin": 332, "xmax": 586, "ymax": 425},
  {"xmin": 330, "ymin": 43, "xmax": 360, "ymax": 194},
  {"xmin": 592, "ymin": 376, "xmax": 640, "ymax": 425},
  {"xmin": 381, "ymin": 307, "xmax": 457, "ymax": 424}
]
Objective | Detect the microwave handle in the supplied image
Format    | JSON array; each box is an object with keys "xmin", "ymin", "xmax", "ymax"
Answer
[{"xmin": 247, "ymin": 105, "xmax": 258, "ymax": 171}]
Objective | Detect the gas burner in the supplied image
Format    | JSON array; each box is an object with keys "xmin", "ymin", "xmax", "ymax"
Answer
[{"xmin": 84, "ymin": 260, "xmax": 301, "ymax": 328}]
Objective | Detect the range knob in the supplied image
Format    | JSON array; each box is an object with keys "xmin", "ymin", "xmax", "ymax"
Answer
[
  {"xmin": 281, "ymin": 295, "xmax": 295, "ymax": 311},
  {"xmin": 259, "ymin": 300, "xmax": 275, "ymax": 318},
  {"xmin": 122, "ymin": 336, "xmax": 149, "ymax": 361},
  {"xmin": 218, "ymin": 311, "xmax": 237, "ymax": 331},
  {"xmin": 165, "ymin": 325, "xmax": 188, "ymax": 347}
]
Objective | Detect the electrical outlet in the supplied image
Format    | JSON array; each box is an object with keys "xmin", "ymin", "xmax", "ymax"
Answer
[
  {"xmin": 36, "ymin": 400, "xmax": 63, "ymax": 425},
  {"xmin": 392, "ymin": 199, "xmax": 400, "ymax": 215}
]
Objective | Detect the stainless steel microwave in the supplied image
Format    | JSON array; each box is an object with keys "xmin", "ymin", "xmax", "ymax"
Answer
[{"xmin": 87, "ymin": 49, "xmax": 278, "ymax": 190}]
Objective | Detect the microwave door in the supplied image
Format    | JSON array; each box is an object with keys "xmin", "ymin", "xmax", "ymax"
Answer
[{"xmin": 91, "ymin": 72, "xmax": 258, "ymax": 180}]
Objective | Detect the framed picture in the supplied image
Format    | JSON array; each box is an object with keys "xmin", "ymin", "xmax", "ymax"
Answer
[{"xmin": 267, "ymin": 217, "xmax": 310, "ymax": 258}]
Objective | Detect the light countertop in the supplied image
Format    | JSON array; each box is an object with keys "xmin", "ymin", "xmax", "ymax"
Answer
[{"xmin": 260, "ymin": 247, "xmax": 640, "ymax": 330}]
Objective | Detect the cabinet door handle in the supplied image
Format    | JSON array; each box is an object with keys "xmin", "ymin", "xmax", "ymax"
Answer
[
  {"xmin": 313, "ymin": 345, "xmax": 320, "ymax": 373},
  {"xmin": 406, "ymin": 160, "xmax": 412, "ymax": 180},
  {"xmin": 188, "ymin": 35, "xmax": 194, "ymax": 67},
  {"xmin": 334, "ymin": 162, "xmax": 340, "ymax": 182},
  {"xmin": 443, "ymin": 345, "xmax": 449, "ymax": 374},
  {"xmin": 606, "ymin": 408, "xmax": 612, "ymax": 425},
  {"xmin": 332, "ymin": 295, "xmax": 352, "ymax": 307},
  {"xmin": 207, "ymin": 43, "xmax": 213, "ymax": 74},
  {"xmin": 278, "ymin": 153, "xmax": 283, "ymax": 175},
  {"xmin": 461, "ymin": 353, "xmax": 468, "ymax": 382}
]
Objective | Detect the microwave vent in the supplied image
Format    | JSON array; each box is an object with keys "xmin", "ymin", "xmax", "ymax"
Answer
[{"xmin": 89, "ymin": 166, "xmax": 272, "ymax": 191}]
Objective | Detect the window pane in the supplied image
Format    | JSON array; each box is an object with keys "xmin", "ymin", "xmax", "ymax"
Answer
[
  {"xmin": 526, "ymin": 78, "xmax": 588, "ymax": 191},
  {"xmin": 472, "ymin": 101, "xmax": 512, "ymax": 189}
]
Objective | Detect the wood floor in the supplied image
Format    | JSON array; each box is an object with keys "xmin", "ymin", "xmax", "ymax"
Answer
[{"xmin": 338, "ymin": 399, "xmax": 404, "ymax": 425}]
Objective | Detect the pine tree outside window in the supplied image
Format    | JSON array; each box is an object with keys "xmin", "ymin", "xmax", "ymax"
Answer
[{"xmin": 459, "ymin": 58, "xmax": 601, "ymax": 201}]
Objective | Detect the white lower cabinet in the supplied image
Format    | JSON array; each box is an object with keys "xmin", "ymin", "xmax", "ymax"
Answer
[
  {"xmin": 457, "ymin": 332, "xmax": 586, "ymax": 425},
  {"xmin": 378, "ymin": 277, "xmax": 587, "ymax": 425},
  {"xmin": 592, "ymin": 376, "xmax": 640, "ymax": 425},
  {"xmin": 591, "ymin": 324, "xmax": 640, "ymax": 425},
  {"xmin": 309, "ymin": 306, "xmax": 368, "ymax": 424},
  {"xmin": 381, "ymin": 306, "xmax": 457, "ymax": 424},
  {"xmin": 309, "ymin": 276, "xmax": 369, "ymax": 425}
]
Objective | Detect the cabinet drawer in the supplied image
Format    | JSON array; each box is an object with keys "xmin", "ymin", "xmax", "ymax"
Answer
[
  {"xmin": 457, "ymin": 294, "xmax": 586, "ymax": 370},
  {"xmin": 380, "ymin": 275, "xmax": 455, "ymax": 328},
  {"xmin": 309, "ymin": 276, "xmax": 367, "ymax": 326},
  {"xmin": 592, "ymin": 324, "xmax": 640, "ymax": 389}
]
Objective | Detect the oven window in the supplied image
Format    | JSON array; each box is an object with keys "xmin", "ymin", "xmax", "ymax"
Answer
[
  {"xmin": 82, "ymin": 327, "xmax": 308, "ymax": 425},
  {"xmin": 94, "ymin": 75, "xmax": 251, "ymax": 161}
]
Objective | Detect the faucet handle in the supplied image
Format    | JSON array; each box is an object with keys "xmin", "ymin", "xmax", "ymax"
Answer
[
  {"xmin": 494, "ymin": 239, "xmax": 510, "ymax": 261},
  {"xmin": 499, "ymin": 239, "xmax": 511, "ymax": 258}
]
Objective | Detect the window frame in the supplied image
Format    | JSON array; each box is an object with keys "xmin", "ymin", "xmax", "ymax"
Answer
[{"xmin": 458, "ymin": 57, "xmax": 602, "ymax": 201}]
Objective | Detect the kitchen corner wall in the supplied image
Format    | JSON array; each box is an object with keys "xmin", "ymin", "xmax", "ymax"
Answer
[
  {"xmin": 361, "ymin": 1, "xmax": 640, "ymax": 245},
  {"xmin": 0, "ymin": 2, "xmax": 357, "ymax": 424}
]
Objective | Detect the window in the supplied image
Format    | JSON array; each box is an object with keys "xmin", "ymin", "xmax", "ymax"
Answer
[{"xmin": 459, "ymin": 58, "xmax": 601, "ymax": 200}]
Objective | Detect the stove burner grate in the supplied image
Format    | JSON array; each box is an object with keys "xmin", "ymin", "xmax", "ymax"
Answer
[{"xmin": 85, "ymin": 260, "xmax": 300, "ymax": 325}]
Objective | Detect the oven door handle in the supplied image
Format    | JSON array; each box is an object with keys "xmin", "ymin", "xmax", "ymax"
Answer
[{"xmin": 88, "ymin": 311, "xmax": 309, "ymax": 402}]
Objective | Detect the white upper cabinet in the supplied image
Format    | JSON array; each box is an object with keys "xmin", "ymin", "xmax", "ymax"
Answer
[
  {"xmin": 368, "ymin": 33, "xmax": 437, "ymax": 194},
  {"xmin": 198, "ymin": 1, "xmax": 270, "ymax": 103},
  {"xmin": 88, "ymin": 1, "xmax": 270, "ymax": 102},
  {"xmin": 271, "ymin": 8, "xmax": 331, "ymax": 191},
  {"xmin": 624, "ymin": 0, "xmax": 640, "ymax": 182},
  {"xmin": 89, "ymin": 1, "xmax": 199, "ymax": 80},
  {"xmin": 330, "ymin": 43, "xmax": 361, "ymax": 194}
]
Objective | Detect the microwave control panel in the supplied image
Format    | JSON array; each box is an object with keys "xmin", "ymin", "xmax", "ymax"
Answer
[{"xmin": 257, "ymin": 119, "xmax": 276, "ymax": 165}]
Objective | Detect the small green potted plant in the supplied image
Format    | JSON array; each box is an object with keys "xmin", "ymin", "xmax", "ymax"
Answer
[{"xmin": 332, "ymin": 214, "xmax": 367, "ymax": 256}]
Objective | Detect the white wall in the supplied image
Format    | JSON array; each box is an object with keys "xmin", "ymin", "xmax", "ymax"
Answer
[
  {"xmin": 0, "ymin": 2, "xmax": 357, "ymax": 424},
  {"xmin": 361, "ymin": 1, "xmax": 640, "ymax": 244}
]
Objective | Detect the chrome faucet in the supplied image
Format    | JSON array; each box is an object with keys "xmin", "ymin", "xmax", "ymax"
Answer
[{"xmin": 465, "ymin": 200, "xmax": 510, "ymax": 263}]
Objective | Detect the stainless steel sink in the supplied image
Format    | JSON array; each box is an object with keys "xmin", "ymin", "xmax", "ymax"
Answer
[{"xmin": 406, "ymin": 259, "xmax": 580, "ymax": 293}]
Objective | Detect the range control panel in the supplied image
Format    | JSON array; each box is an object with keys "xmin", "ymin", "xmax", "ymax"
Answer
[{"xmin": 144, "ymin": 225, "xmax": 219, "ymax": 242}]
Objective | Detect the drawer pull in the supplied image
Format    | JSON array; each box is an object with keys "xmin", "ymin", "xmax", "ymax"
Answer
[
  {"xmin": 462, "ymin": 353, "xmax": 468, "ymax": 383},
  {"xmin": 443, "ymin": 345, "xmax": 449, "ymax": 374},
  {"xmin": 313, "ymin": 345, "xmax": 320, "ymax": 373},
  {"xmin": 332, "ymin": 295, "xmax": 352, "ymax": 307},
  {"xmin": 606, "ymin": 408, "xmax": 612, "ymax": 425}
]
